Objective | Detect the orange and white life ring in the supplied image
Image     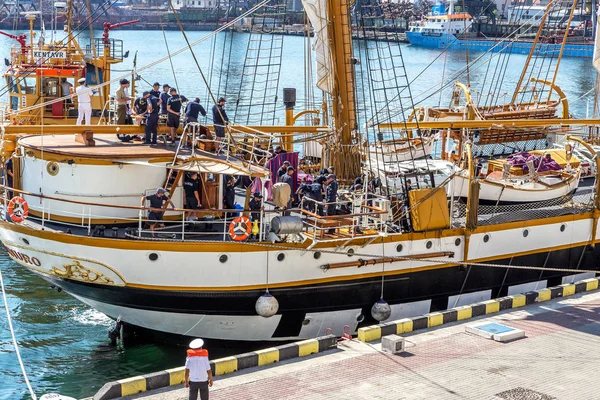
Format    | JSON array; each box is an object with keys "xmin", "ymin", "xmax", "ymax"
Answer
[
  {"xmin": 7, "ymin": 196, "xmax": 29, "ymax": 223},
  {"xmin": 228, "ymin": 216, "xmax": 252, "ymax": 241}
]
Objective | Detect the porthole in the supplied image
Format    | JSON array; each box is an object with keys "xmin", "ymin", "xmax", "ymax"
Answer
[
  {"xmin": 46, "ymin": 161, "xmax": 60, "ymax": 176},
  {"xmin": 426, "ymin": 240, "xmax": 433, "ymax": 249},
  {"xmin": 219, "ymin": 254, "xmax": 228, "ymax": 264},
  {"xmin": 313, "ymin": 251, "xmax": 321, "ymax": 260},
  {"xmin": 523, "ymin": 229, "xmax": 529, "ymax": 238},
  {"xmin": 560, "ymin": 224, "xmax": 566, "ymax": 232},
  {"xmin": 277, "ymin": 253, "xmax": 285, "ymax": 262},
  {"xmin": 356, "ymin": 314, "xmax": 365, "ymax": 323},
  {"xmin": 396, "ymin": 244, "xmax": 403, "ymax": 253},
  {"xmin": 483, "ymin": 234, "xmax": 490, "ymax": 243},
  {"xmin": 148, "ymin": 253, "xmax": 159, "ymax": 261},
  {"xmin": 347, "ymin": 248, "xmax": 355, "ymax": 257},
  {"xmin": 302, "ymin": 318, "xmax": 311, "ymax": 326},
  {"xmin": 21, "ymin": 237, "xmax": 29, "ymax": 245},
  {"xmin": 455, "ymin": 238, "xmax": 461, "ymax": 246}
]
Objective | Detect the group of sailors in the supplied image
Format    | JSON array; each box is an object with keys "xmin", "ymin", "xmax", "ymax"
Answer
[
  {"xmin": 74, "ymin": 78, "xmax": 230, "ymax": 146},
  {"xmin": 130, "ymin": 81, "xmax": 229, "ymax": 147}
]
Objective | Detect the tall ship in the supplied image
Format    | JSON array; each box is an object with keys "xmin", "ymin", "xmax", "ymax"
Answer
[
  {"xmin": 0, "ymin": 0, "xmax": 599, "ymax": 343},
  {"xmin": 406, "ymin": 0, "xmax": 593, "ymax": 58}
]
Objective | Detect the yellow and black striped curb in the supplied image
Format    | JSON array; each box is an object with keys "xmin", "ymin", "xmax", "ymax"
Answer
[
  {"xmin": 93, "ymin": 334, "xmax": 337, "ymax": 400},
  {"xmin": 358, "ymin": 277, "xmax": 599, "ymax": 342}
]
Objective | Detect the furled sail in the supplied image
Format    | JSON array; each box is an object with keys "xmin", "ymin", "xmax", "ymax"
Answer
[{"xmin": 302, "ymin": 0, "xmax": 334, "ymax": 94}]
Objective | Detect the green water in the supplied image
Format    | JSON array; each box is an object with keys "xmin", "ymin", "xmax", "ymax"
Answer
[
  {"xmin": 0, "ymin": 251, "xmax": 186, "ymax": 400},
  {"xmin": 0, "ymin": 26, "xmax": 597, "ymax": 399}
]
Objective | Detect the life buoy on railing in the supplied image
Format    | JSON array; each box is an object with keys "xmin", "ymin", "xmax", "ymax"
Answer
[
  {"xmin": 228, "ymin": 216, "xmax": 252, "ymax": 241},
  {"xmin": 7, "ymin": 196, "xmax": 29, "ymax": 223}
]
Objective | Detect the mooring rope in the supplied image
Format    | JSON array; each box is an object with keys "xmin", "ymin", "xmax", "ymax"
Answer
[{"xmin": 0, "ymin": 266, "xmax": 37, "ymax": 400}]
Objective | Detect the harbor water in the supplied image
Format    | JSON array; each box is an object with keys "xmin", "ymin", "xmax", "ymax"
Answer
[{"xmin": 0, "ymin": 28, "xmax": 597, "ymax": 399}]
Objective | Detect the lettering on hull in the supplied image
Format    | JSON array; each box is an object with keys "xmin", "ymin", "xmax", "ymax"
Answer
[{"xmin": 6, "ymin": 248, "xmax": 41, "ymax": 267}]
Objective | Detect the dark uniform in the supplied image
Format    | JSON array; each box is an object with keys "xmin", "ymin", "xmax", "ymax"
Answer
[
  {"xmin": 185, "ymin": 101, "xmax": 207, "ymax": 123},
  {"xmin": 5, "ymin": 158, "xmax": 13, "ymax": 198},
  {"xmin": 325, "ymin": 180, "xmax": 338, "ymax": 217},
  {"xmin": 249, "ymin": 197, "xmax": 262, "ymax": 221},
  {"xmin": 280, "ymin": 173, "xmax": 293, "ymax": 192},
  {"xmin": 212, "ymin": 104, "xmax": 229, "ymax": 138},
  {"xmin": 145, "ymin": 193, "xmax": 169, "ymax": 222},
  {"xmin": 166, "ymin": 95, "xmax": 184, "ymax": 129},
  {"xmin": 145, "ymin": 96, "xmax": 159, "ymax": 144},
  {"xmin": 183, "ymin": 176, "xmax": 200, "ymax": 210},
  {"xmin": 160, "ymin": 92, "xmax": 170, "ymax": 115},
  {"xmin": 134, "ymin": 97, "xmax": 148, "ymax": 114},
  {"xmin": 223, "ymin": 178, "xmax": 236, "ymax": 218},
  {"xmin": 150, "ymin": 89, "xmax": 161, "ymax": 99},
  {"xmin": 306, "ymin": 183, "xmax": 324, "ymax": 215},
  {"xmin": 277, "ymin": 165, "xmax": 288, "ymax": 181}
]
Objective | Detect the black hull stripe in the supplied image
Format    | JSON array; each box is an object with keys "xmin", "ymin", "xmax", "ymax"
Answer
[
  {"xmin": 358, "ymin": 277, "xmax": 600, "ymax": 342},
  {"xmin": 43, "ymin": 244, "xmax": 600, "ymax": 316}
]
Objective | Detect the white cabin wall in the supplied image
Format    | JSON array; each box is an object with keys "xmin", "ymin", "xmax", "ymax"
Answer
[{"xmin": 20, "ymin": 154, "xmax": 182, "ymax": 221}]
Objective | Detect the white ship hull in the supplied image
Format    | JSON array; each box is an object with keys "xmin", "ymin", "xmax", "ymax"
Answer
[
  {"xmin": 1, "ymin": 213, "xmax": 597, "ymax": 341},
  {"xmin": 449, "ymin": 169, "xmax": 581, "ymax": 203}
]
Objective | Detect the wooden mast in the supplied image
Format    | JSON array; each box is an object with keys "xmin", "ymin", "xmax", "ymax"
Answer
[{"xmin": 325, "ymin": 0, "xmax": 361, "ymax": 183}]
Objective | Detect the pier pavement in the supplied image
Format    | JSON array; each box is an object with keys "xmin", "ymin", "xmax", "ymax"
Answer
[{"xmin": 120, "ymin": 289, "xmax": 600, "ymax": 400}]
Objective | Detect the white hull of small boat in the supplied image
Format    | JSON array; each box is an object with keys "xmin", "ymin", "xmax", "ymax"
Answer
[
  {"xmin": 449, "ymin": 169, "xmax": 581, "ymax": 203},
  {"xmin": 371, "ymin": 138, "xmax": 434, "ymax": 163}
]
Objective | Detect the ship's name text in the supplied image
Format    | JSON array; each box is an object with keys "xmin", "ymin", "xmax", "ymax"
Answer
[{"xmin": 6, "ymin": 248, "xmax": 41, "ymax": 266}]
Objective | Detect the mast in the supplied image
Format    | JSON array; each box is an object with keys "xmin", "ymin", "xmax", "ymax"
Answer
[{"xmin": 325, "ymin": 0, "xmax": 361, "ymax": 182}]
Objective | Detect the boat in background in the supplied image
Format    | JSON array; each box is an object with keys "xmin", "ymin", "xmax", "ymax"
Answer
[
  {"xmin": 406, "ymin": 0, "xmax": 593, "ymax": 58},
  {"xmin": 449, "ymin": 149, "xmax": 581, "ymax": 204}
]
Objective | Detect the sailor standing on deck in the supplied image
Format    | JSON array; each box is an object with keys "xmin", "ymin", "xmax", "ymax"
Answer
[
  {"xmin": 150, "ymin": 82, "xmax": 161, "ymax": 99},
  {"xmin": 75, "ymin": 77, "xmax": 95, "ymax": 125},
  {"xmin": 115, "ymin": 78, "xmax": 131, "ymax": 125},
  {"xmin": 144, "ymin": 91, "xmax": 159, "ymax": 145},
  {"xmin": 212, "ymin": 97, "xmax": 229, "ymax": 150},
  {"xmin": 166, "ymin": 87, "xmax": 184, "ymax": 146},
  {"xmin": 185, "ymin": 98, "xmax": 207, "ymax": 123},
  {"xmin": 159, "ymin": 84, "xmax": 171, "ymax": 115},
  {"xmin": 184, "ymin": 338, "xmax": 213, "ymax": 400}
]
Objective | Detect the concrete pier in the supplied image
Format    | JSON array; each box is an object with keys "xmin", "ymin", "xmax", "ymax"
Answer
[{"xmin": 109, "ymin": 287, "xmax": 600, "ymax": 400}]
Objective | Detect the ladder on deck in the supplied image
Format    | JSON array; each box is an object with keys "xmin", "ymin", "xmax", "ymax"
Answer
[{"xmin": 161, "ymin": 122, "xmax": 205, "ymax": 203}]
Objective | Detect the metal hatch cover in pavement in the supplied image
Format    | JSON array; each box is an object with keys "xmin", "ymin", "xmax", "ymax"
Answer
[{"xmin": 495, "ymin": 387, "xmax": 555, "ymax": 400}]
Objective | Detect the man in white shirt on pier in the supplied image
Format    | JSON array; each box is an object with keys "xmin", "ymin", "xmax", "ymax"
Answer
[
  {"xmin": 75, "ymin": 77, "xmax": 95, "ymax": 125},
  {"xmin": 184, "ymin": 338, "xmax": 213, "ymax": 400}
]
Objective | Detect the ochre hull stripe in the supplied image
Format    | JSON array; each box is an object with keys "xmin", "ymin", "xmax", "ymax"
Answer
[
  {"xmin": 92, "ymin": 335, "xmax": 338, "ymax": 400},
  {"xmin": 357, "ymin": 277, "xmax": 599, "ymax": 342}
]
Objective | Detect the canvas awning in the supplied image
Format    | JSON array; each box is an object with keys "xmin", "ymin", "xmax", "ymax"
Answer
[{"xmin": 170, "ymin": 155, "xmax": 271, "ymax": 178}]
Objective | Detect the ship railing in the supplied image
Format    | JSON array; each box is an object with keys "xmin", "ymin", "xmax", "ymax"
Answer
[
  {"xmin": 0, "ymin": 185, "xmax": 279, "ymax": 242},
  {"xmin": 298, "ymin": 195, "xmax": 390, "ymax": 244},
  {"xmin": 1, "ymin": 185, "xmax": 392, "ymax": 243}
]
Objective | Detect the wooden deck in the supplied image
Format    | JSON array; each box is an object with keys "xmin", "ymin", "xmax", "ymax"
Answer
[{"xmin": 19, "ymin": 134, "xmax": 178, "ymax": 159}]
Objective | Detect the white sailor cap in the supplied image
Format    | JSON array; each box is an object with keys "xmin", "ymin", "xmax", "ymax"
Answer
[
  {"xmin": 189, "ymin": 338, "xmax": 204, "ymax": 349},
  {"xmin": 78, "ymin": 78, "xmax": 86, "ymax": 83}
]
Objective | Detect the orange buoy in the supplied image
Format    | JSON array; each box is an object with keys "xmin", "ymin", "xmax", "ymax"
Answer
[
  {"xmin": 228, "ymin": 216, "xmax": 252, "ymax": 241},
  {"xmin": 7, "ymin": 196, "xmax": 29, "ymax": 223}
]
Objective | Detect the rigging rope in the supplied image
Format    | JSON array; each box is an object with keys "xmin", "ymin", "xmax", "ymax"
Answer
[
  {"xmin": 4, "ymin": 0, "xmax": 271, "ymax": 119},
  {"xmin": 161, "ymin": 15, "xmax": 180, "ymax": 93},
  {"xmin": 0, "ymin": 266, "xmax": 37, "ymax": 400}
]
